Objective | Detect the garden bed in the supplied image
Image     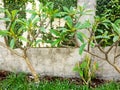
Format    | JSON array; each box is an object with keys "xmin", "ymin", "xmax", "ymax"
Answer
[{"xmin": 0, "ymin": 70, "xmax": 120, "ymax": 90}]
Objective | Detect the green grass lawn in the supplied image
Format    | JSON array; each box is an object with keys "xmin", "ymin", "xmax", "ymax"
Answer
[{"xmin": 0, "ymin": 73, "xmax": 120, "ymax": 90}]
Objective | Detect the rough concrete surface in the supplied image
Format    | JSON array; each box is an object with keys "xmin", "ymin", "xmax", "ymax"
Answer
[{"xmin": 0, "ymin": 47, "xmax": 120, "ymax": 80}]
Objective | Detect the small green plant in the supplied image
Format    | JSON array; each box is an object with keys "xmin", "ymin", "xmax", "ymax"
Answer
[{"xmin": 73, "ymin": 54, "xmax": 98, "ymax": 85}]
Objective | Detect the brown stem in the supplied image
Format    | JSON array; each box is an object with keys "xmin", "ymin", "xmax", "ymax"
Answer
[
  {"xmin": 87, "ymin": 28, "xmax": 92, "ymax": 52},
  {"xmin": 106, "ymin": 41, "xmax": 119, "ymax": 54},
  {"xmin": 104, "ymin": 53, "xmax": 120, "ymax": 74},
  {"xmin": 92, "ymin": 32, "xmax": 106, "ymax": 54},
  {"xmin": 23, "ymin": 49, "xmax": 39, "ymax": 82},
  {"xmin": 115, "ymin": 54, "xmax": 120, "ymax": 59},
  {"xmin": 97, "ymin": 46, "xmax": 106, "ymax": 54},
  {"xmin": 114, "ymin": 43, "xmax": 118, "ymax": 64},
  {"xmin": 84, "ymin": 50, "xmax": 106, "ymax": 60}
]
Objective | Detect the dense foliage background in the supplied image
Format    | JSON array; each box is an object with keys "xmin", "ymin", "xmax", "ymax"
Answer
[
  {"xmin": 96, "ymin": 0, "xmax": 120, "ymax": 22},
  {"xmin": 96, "ymin": 0, "xmax": 120, "ymax": 46},
  {"xmin": 39, "ymin": 0, "xmax": 77, "ymax": 11},
  {"xmin": 3, "ymin": 0, "xmax": 120, "ymax": 46}
]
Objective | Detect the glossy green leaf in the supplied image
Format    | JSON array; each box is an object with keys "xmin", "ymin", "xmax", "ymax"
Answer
[
  {"xmin": 114, "ymin": 19, "xmax": 120, "ymax": 27},
  {"xmin": 79, "ymin": 21, "xmax": 91, "ymax": 29},
  {"xmin": 112, "ymin": 23, "xmax": 120, "ymax": 35},
  {"xmin": 95, "ymin": 35, "xmax": 110, "ymax": 39},
  {"xmin": 63, "ymin": 6, "xmax": 70, "ymax": 12},
  {"xmin": 64, "ymin": 16, "xmax": 73, "ymax": 29},
  {"xmin": 90, "ymin": 41, "xmax": 95, "ymax": 48},
  {"xmin": 0, "ymin": 30, "xmax": 9, "ymax": 36},
  {"xmin": 19, "ymin": 36, "xmax": 28, "ymax": 42},
  {"xmin": 77, "ymin": 32, "xmax": 84, "ymax": 43},
  {"xmin": 0, "ymin": 18, "xmax": 11, "ymax": 21},
  {"xmin": 35, "ymin": 39, "xmax": 42, "ymax": 45},
  {"xmin": 32, "ymin": 16, "xmax": 40, "ymax": 25},
  {"xmin": 51, "ymin": 39, "xmax": 61, "ymax": 46},
  {"xmin": 10, "ymin": 39, "xmax": 15, "ymax": 48},
  {"xmin": 113, "ymin": 36, "xmax": 119, "ymax": 42},
  {"xmin": 50, "ymin": 29, "xmax": 60, "ymax": 36},
  {"xmin": 79, "ymin": 43, "xmax": 86, "ymax": 55},
  {"xmin": 11, "ymin": 10, "xmax": 18, "ymax": 19},
  {"xmin": 80, "ymin": 61, "xmax": 87, "ymax": 69},
  {"xmin": 74, "ymin": 22, "xmax": 81, "ymax": 29},
  {"xmin": 40, "ymin": 27, "xmax": 46, "ymax": 33},
  {"xmin": 79, "ymin": 70, "xmax": 83, "ymax": 77},
  {"xmin": 5, "ymin": 9, "xmax": 11, "ymax": 19}
]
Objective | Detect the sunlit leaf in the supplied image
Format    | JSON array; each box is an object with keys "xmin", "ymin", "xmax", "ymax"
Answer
[
  {"xmin": 10, "ymin": 39, "xmax": 15, "ymax": 48},
  {"xmin": 113, "ymin": 36, "xmax": 119, "ymax": 42},
  {"xmin": 79, "ymin": 43, "xmax": 86, "ymax": 55},
  {"xmin": 77, "ymin": 32, "xmax": 84, "ymax": 43},
  {"xmin": 79, "ymin": 70, "xmax": 83, "ymax": 77},
  {"xmin": 63, "ymin": 6, "xmax": 69, "ymax": 12},
  {"xmin": 0, "ymin": 18, "xmax": 11, "ymax": 21},
  {"xmin": 51, "ymin": 39, "xmax": 61, "ymax": 46},
  {"xmin": 50, "ymin": 29, "xmax": 60, "ymax": 36},
  {"xmin": 19, "ymin": 36, "xmax": 28, "ymax": 42},
  {"xmin": 64, "ymin": 16, "xmax": 73, "ymax": 29},
  {"xmin": 0, "ymin": 30, "xmax": 9, "ymax": 36}
]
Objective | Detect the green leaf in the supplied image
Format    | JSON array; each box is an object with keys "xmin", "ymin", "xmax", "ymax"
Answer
[
  {"xmin": 19, "ymin": 36, "xmax": 28, "ymax": 42},
  {"xmin": 73, "ymin": 65, "xmax": 79, "ymax": 72},
  {"xmin": 95, "ymin": 35, "xmax": 110, "ymax": 39},
  {"xmin": 0, "ymin": 30, "xmax": 9, "ymax": 36},
  {"xmin": 79, "ymin": 21, "xmax": 91, "ymax": 29},
  {"xmin": 113, "ymin": 36, "xmax": 119, "ymax": 42},
  {"xmin": 0, "ymin": 18, "xmax": 11, "ymax": 21},
  {"xmin": 64, "ymin": 16, "xmax": 73, "ymax": 29},
  {"xmin": 77, "ymin": 32, "xmax": 84, "ymax": 43},
  {"xmin": 114, "ymin": 19, "xmax": 120, "ymax": 27},
  {"xmin": 11, "ymin": 21, "xmax": 16, "ymax": 32},
  {"xmin": 79, "ymin": 70, "xmax": 83, "ymax": 77},
  {"xmin": 16, "ymin": 19, "xmax": 26, "ymax": 26},
  {"xmin": 74, "ymin": 22, "xmax": 81, "ymax": 29},
  {"xmin": 80, "ymin": 62, "xmax": 87, "ymax": 69},
  {"xmin": 40, "ymin": 27, "xmax": 46, "ymax": 33},
  {"xmin": 112, "ymin": 23, "xmax": 120, "ymax": 35},
  {"xmin": 79, "ymin": 43, "xmax": 86, "ymax": 55},
  {"xmin": 51, "ymin": 39, "xmax": 61, "ymax": 46},
  {"xmin": 50, "ymin": 29, "xmax": 60, "ymax": 36},
  {"xmin": 5, "ymin": 9, "xmax": 11, "ymax": 19},
  {"xmin": 96, "ymin": 29, "xmax": 103, "ymax": 33},
  {"xmin": 32, "ymin": 16, "xmax": 40, "ymax": 25},
  {"xmin": 63, "ymin": 6, "xmax": 70, "ymax": 12},
  {"xmin": 35, "ymin": 39, "xmax": 42, "ymax": 45},
  {"xmin": 11, "ymin": 10, "xmax": 18, "ymax": 20},
  {"xmin": 10, "ymin": 39, "xmax": 15, "ymax": 48},
  {"xmin": 90, "ymin": 41, "xmax": 95, "ymax": 48}
]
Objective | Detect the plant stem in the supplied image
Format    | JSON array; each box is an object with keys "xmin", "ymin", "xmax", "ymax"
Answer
[{"xmin": 23, "ymin": 49, "xmax": 39, "ymax": 82}]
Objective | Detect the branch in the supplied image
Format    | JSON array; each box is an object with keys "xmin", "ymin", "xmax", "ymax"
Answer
[
  {"xmin": 114, "ymin": 43, "xmax": 118, "ymax": 64},
  {"xmin": 106, "ymin": 40, "xmax": 119, "ymax": 54},
  {"xmin": 92, "ymin": 32, "xmax": 106, "ymax": 54},
  {"xmin": 97, "ymin": 46, "xmax": 106, "ymax": 54},
  {"xmin": 84, "ymin": 50, "xmax": 106, "ymax": 60},
  {"xmin": 115, "ymin": 54, "xmax": 120, "ymax": 59}
]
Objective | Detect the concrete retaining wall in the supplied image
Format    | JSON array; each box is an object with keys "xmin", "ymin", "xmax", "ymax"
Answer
[{"xmin": 0, "ymin": 47, "xmax": 120, "ymax": 80}]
